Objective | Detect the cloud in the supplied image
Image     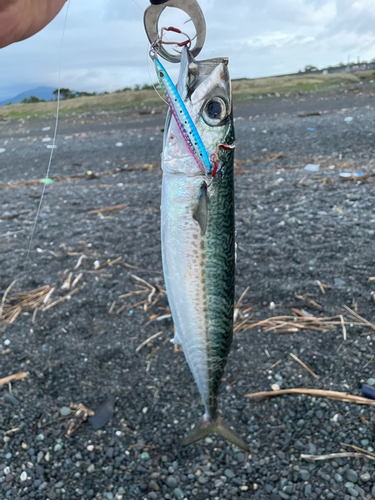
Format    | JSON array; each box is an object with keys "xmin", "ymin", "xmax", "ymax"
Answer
[{"xmin": 0, "ymin": 0, "xmax": 374, "ymax": 101}]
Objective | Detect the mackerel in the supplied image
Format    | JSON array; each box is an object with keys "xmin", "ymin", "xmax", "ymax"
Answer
[{"xmin": 159, "ymin": 47, "xmax": 249, "ymax": 451}]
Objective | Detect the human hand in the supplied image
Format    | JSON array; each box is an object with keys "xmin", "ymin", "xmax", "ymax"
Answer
[{"xmin": 0, "ymin": 0, "xmax": 67, "ymax": 49}]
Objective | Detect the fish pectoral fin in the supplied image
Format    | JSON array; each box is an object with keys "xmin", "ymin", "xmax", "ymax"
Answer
[
  {"xmin": 192, "ymin": 182, "xmax": 208, "ymax": 235},
  {"xmin": 182, "ymin": 415, "xmax": 249, "ymax": 452}
]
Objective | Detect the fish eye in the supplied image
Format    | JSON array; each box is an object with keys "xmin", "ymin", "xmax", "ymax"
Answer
[
  {"xmin": 202, "ymin": 97, "xmax": 227, "ymax": 125},
  {"xmin": 159, "ymin": 70, "xmax": 165, "ymax": 78},
  {"xmin": 207, "ymin": 100, "xmax": 222, "ymax": 119}
]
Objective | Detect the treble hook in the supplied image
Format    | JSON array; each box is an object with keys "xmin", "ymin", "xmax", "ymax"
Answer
[{"xmin": 144, "ymin": 0, "xmax": 206, "ymax": 63}]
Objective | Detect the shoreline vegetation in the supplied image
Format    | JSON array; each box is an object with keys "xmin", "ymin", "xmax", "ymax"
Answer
[{"xmin": 1, "ymin": 70, "xmax": 374, "ymax": 120}]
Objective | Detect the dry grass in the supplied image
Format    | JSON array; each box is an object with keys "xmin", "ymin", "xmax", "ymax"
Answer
[
  {"xmin": 0, "ymin": 284, "xmax": 55, "ymax": 328},
  {"xmin": 0, "ymin": 89, "xmax": 161, "ymax": 119},
  {"xmin": 0, "ymin": 71, "xmax": 367, "ymax": 120},
  {"xmin": 231, "ymin": 72, "xmax": 360, "ymax": 95},
  {"xmin": 233, "ymin": 304, "xmax": 375, "ymax": 336}
]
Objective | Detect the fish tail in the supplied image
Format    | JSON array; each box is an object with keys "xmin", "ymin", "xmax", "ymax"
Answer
[{"xmin": 182, "ymin": 414, "xmax": 249, "ymax": 452}]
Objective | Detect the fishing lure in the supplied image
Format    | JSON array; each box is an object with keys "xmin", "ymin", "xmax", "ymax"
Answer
[{"xmin": 151, "ymin": 52, "xmax": 211, "ymax": 175}]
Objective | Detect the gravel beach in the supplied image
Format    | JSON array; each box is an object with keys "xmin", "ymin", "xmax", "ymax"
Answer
[{"xmin": 1, "ymin": 83, "xmax": 375, "ymax": 499}]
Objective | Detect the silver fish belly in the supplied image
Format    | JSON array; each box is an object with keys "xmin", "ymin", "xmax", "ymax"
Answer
[{"xmin": 160, "ymin": 48, "xmax": 248, "ymax": 451}]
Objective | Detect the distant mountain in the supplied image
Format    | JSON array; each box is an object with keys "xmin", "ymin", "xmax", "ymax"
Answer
[{"xmin": 0, "ymin": 86, "xmax": 56, "ymax": 105}]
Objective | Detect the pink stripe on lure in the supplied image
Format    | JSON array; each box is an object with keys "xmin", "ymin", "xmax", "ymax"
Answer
[{"xmin": 153, "ymin": 57, "xmax": 211, "ymax": 175}]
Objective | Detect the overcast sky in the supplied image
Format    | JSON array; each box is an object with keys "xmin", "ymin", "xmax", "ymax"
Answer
[{"xmin": 1, "ymin": 0, "xmax": 375, "ymax": 100}]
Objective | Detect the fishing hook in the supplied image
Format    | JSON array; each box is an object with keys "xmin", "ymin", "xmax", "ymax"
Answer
[{"xmin": 144, "ymin": 0, "xmax": 206, "ymax": 63}]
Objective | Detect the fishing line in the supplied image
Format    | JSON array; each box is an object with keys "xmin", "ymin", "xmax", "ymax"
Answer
[
  {"xmin": 131, "ymin": 0, "xmax": 172, "ymax": 106},
  {"xmin": 146, "ymin": 46, "xmax": 168, "ymax": 106},
  {"xmin": 24, "ymin": 0, "xmax": 71, "ymax": 273}
]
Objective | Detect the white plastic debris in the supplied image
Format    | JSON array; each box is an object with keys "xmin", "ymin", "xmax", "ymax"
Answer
[
  {"xmin": 42, "ymin": 137, "xmax": 51, "ymax": 142},
  {"xmin": 304, "ymin": 163, "xmax": 320, "ymax": 172},
  {"xmin": 271, "ymin": 383, "xmax": 280, "ymax": 391},
  {"xmin": 0, "ymin": 148, "xmax": 5, "ymax": 153},
  {"xmin": 42, "ymin": 126, "xmax": 51, "ymax": 131},
  {"xmin": 328, "ymin": 165, "xmax": 335, "ymax": 169},
  {"xmin": 339, "ymin": 172, "xmax": 352, "ymax": 177},
  {"xmin": 269, "ymin": 302, "xmax": 276, "ymax": 310},
  {"xmin": 115, "ymin": 142, "xmax": 123, "ymax": 147},
  {"xmin": 46, "ymin": 145, "xmax": 57, "ymax": 149},
  {"xmin": 344, "ymin": 116, "xmax": 353, "ymax": 122}
]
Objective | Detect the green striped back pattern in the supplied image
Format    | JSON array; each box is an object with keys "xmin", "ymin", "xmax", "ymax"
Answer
[{"xmin": 204, "ymin": 120, "xmax": 235, "ymax": 417}]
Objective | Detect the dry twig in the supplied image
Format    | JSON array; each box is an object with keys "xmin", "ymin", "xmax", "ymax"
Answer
[
  {"xmin": 136, "ymin": 331, "xmax": 165, "ymax": 353},
  {"xmin": 0, "ymin": 372, "xmax": 27, "ymax": 387},
  {"xmin": 290, "ymin": 353, "xmax": 319, "ymax": 379},
  {"xmin": 340, "ymin": 315, "xmax": 347, "ymax": 340},
  {"xmin": 245, "ymin": 388, "xmax": 375, "ymax": 407},
  {"xmin": 343, "ymin": 305, "xmax": 375, "ymax": 331},
  {"xmin": 301, "ymin": 452, "xmax": 375, "ymax": 462},
  {"xmin": 88, "ymin": 204, "xmax": 128, "ymax": 215}
]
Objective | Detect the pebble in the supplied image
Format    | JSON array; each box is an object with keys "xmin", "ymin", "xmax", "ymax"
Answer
[
  {"xmin": 20, "ymin": 471, "xmax": 27, "ymax": 482},
  {"xmin": 3, "ymin": 393, "xmax": 19, "ymax": 406},
  {"xmin": 166, "ymin": 476, "xmax": 178, "ymax": 488},
  {"xmin": 300, "ymin": 470, "xmax": 310, "ymax": 481},
  {"xmin": 140, "ymin": 452, "xmax": 150, "ymax": 461},
  {"xmin": 87, "ymin": 464, "xmax": 95, "ymax": 473},
  {"xmin": 149, "ymin": 480, "xmax": 159, "ymax": 491},
  {"xmin": 173, "ymin": 488, "xmax": 184, "ymax": 500},
  {"xmin": 360, "ymin": 471, "xmax": 370, "ymax": 482},
  {"xmin": 346, "ymin": 487, "xmax": 359, "ymax": 497},
  {"xmin": 346, "ymin": 469, "xmax": 358, "ymax": 483},
  {"xmin": 60, "ymin": 406, "xmax": 71, "ymax": 416},
  {"xmin": 304, "ymin": 484, "xmax": 312, "ymax": 496},
  {"xmin": 366, "ymin": 378, "xmax": 375, "ymax": 386},
  {"xmin": 224, "ymin": 469, "xmax": 235, "ymax": 479},
  {"xmin": 54, "ymin": 443, "xmax": 62, "ymax": 452},
  {"xmin": 334, "ymin": 277, "xmax": 345, "ymax": 287}
]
